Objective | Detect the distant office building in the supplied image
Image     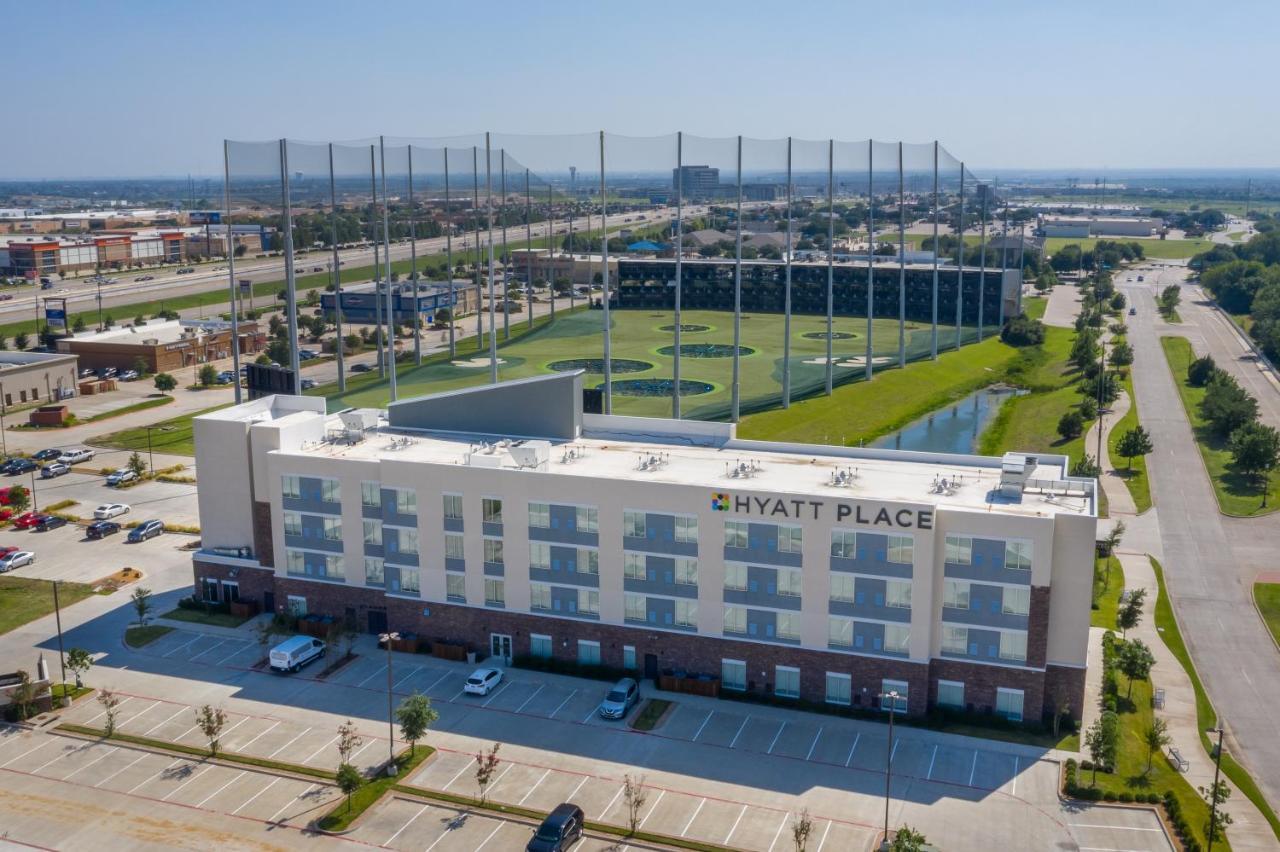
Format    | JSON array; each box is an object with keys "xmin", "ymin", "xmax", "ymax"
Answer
[
  {"xmin": 1038, "ymin": 216, "xmax": 1161, "ymax": 239},
  {"xmin": 57, "ymin": 318, "xmax": 264, "ymax": 373},
  {"xmin": 674, "ymin": 165, "xmax": 720, "ymax": 199},
  {"xmin": 321, "ymin": 281, "xmax": 476, "ymax": 325},
  {"xmin": 0, "ymin": 350, "xmax": 80, "ymax": 406}
]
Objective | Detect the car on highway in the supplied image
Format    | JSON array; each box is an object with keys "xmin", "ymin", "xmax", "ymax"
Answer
[
  {"xmin": 1129, "ymin": 307, "xmax": 1136, "ymax": 316},
  {"xmin": 4, "ymin": 458, "xmax": 38, "ymax": 475},
  {"xmin": 133, "ymin": 275, "xmax": 154, "ymax": 282},
  {"xmin": 86, "ymin": 520, "xmax": 121, "ymax": 540},
  {"xmin": 58, "ymin": 448, "xmax": 95, "ymax": 464},
  {"xmin": 598, "ymin": 677, "xmax": 639, "ymax": 720},
  {"xmin": 464, "ymin": 667, "xmax": 503, "ymax": 696},
  {"xmin": 0, "ymin": 551, "xmax": 34, "ymax": 572},
  {"xmin": 31, "ymin": 448, "xmax": 63, "ymax": 462},
  {"xmin": 526, "ymin": 803, "xmax": 585, "ymax": 852},
  {"xmin": 176, "ymin": 267, "xmax": 196, "ymax": 274},
  {"xmin": 351, "ymin": 363, "xmax": 373, "ymax": 373},
  {"xmin": 40, "ymin": 462, "xmax": 70, "ymax": 479},
  {"xmin": 94, "ymin": 503, "xmax": 130, "ymax": 519},
  {"xmin": 127, "ymin": 519, "xmax": 165, "ymax": 542},
  {"xmin": 105, "ymin": 469, "xmax": 138, "ymax": 487}
]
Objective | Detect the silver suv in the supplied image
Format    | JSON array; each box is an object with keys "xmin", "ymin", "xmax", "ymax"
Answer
[{"xmin": 598, "ymin": 677, "xmax": 639, "ymax": 720}]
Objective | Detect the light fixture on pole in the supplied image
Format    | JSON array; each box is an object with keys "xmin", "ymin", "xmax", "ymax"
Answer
[
  {"xmin": 879, "ymin": 689, "xmax": 900, "ymax": 851},
  {"xmin": 380, "ymin": 631, "xmax": 400, "ymax": 776},
  {"xmin": 1206, "ymin": 726, "xmax": 1225, "ymax": 852}
]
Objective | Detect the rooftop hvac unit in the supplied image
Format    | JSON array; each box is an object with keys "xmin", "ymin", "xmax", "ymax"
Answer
[
  {"xmin": 339, "ymin": 409, "xmax": 379, "ymax": 432},
  {"xmin": 142, "ymin": 338, "xmax": 159, "ymax": 345},
  {"xmin": 999, "ymin": 452, "xmax": 1037, "ymax": 498},
  {"xmin": 507, "ymin": 440, "xmax": 551, "ymax": 470}
]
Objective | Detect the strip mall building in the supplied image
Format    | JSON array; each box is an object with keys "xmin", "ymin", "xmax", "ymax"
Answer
[{"xmin": 190, "ymin": 373, "xmax": 1095, "ymax": 724}]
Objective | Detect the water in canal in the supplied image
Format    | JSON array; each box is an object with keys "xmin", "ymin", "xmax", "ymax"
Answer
[{"xmin": 871, "ymin": 386, "xmax": 1025, "ymax": 455}]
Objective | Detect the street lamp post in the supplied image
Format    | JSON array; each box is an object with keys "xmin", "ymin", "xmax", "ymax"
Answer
[
  {"xmin": 29, "ymin": 468, "xmax": 38, "ymax": 512},
  {"xmin": 143, "ymin": 424, "xmax": 172, "ymax": 474},
  {"xmin": 879, "ymin": 689, "xmax": 900, "ymax": 850},
  {"xmin": 1207, "ymin": 726, "xmax": 1225, "ymax": 852},
  {"xmin": 380, "ymin": 631, "xmax": 399, "ymax": 775},
  {"xmin": 52, "ymin": 580, "xmax": 66, "ymax": 686}
]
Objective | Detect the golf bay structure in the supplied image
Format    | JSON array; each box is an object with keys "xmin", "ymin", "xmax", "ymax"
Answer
[{"xmin": 192, "ymin": 373, "xmax": 1095, "ymax": 726}]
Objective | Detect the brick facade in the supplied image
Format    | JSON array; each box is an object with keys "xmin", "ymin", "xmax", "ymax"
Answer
[
  {"xmin": 252, "ymin": 501, "xmax": 274, "ymax": 567},
  {"xmin": 192, "ymin": 559, "xmax": 275, "ymax": 607}
]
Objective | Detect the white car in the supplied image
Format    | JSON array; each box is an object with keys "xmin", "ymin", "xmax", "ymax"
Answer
[
  {"xmin": 94, "ymin": 503, "xmax": 130, "ymax": 519},
  {"xmin": 58, "ymin": 448, "xmax": 95, "ymax": 464},
  {"xmin": 0, "ymin": 551, "xmax": 34, "ymax": 572},
  {"xmin": 464, "ymin": 667, "xmax": 503, "ymax": 696}
]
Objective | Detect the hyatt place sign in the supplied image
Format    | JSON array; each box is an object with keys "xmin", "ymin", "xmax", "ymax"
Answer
[{"xmin": 712, "ymin": 492, "xmax": 933, "ymax": 530}]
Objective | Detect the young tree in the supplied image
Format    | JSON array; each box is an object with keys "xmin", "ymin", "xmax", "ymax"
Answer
[
  {"xmin": 1085, "ymin": 711, "xmax": 1119, "ymax": 783},
  {"xmin": 1116, "ymin": 425, "xmax": 1154, "ymax": 472},
  {"xmin": 127, "ymin": 451, "xmax": 147, "ymax": 478},
  {"xmin": 153, "ymin": 372, "xmax": 177, "ymax": 394},
  {"xmin": 1057, "ymin": 410, "xmax": 1084, "ymax": 440},
  {"xmin": 336, "ymin": 719, "xmax": 363, "ymax": 766},
  {"xmin": 131, "ymin": 586, "xmax": 153, "ymax": 626},
  {"xmin": 10, "ymin": 670, "xmax": 41, "ymax": 721},
  {"xmin": 198, "ymin": 364, "xmax": 218, "ymax": 386},
  {"xmin": 1116, "ymin": 588, "xmax": 1146, "ymax": 638},
  {"xmin": 7, "ymin": 484, "xmax": 29, "ymax": 514},
  {"xmin": 1159, "ymin": 285, "xmax": 1182, "ymax": 316},
  {"xmin": 791, "ymin": 808, "xmax": 813, "ymax": 852},
  {"xmin": 888, "ymin": 825, "xmax": 929, "ymax": 852},
  {"xmin": 1229, "ymin": 421, "xmax": 1280, "ymax": 506},
  {"xmin": 1071, "ymin": 454, "xmax": 1102, "ymax": 478},
  {"xmin": 474, "ymin": 742, "xmax": 501, "ymax": 806},
  {"xmin": 14, "ymin": 332, "xmax": 28, "ymax": 350},
  {"xmin": 1102, "ymin": 519, "xmax": 1126, "ymax": 557},
  {"xmin": 194, "ymin": 704, "xmax": 227, "ymax": 756},
  {"xmin": 1187, "ymin": 354, "xmax": 1218, "ymax": 387},
  {"xmin": 1143, "ymin": 717, "xmax": 1171, "ymax": 774},
  {"xmin": 97, "ymin": 688, "xmax": 121, "ymax": 736},
  {"xmin": 336, "ymin": 763, "xmax": 363, "ymax": 812},
  {"xmin": 622, "ymin": 774, "xmax": 648, "ymax": 834},
  {"xmin": 1117, "ymin": 639, "xmax": 1156, "ymax": 699},
  {"xmin": 394, "ymin": 692, "xmax": 439, "ymax": 758},
  {"xmin": 1200, "ymin": 779, "xmax": 1234, "ymax": 842},
  {"xmin": 1108, "ymin": 340, "xmax": 1134, "ymax": 368},
  {"xmin": 66, "ymin": 647, "xmax": 92, "ymax": 689}
]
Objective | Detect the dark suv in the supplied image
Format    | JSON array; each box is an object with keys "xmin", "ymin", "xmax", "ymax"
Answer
[{"xmin": 526, "ymin": 802, "xmax": 584, "ymax": 851}]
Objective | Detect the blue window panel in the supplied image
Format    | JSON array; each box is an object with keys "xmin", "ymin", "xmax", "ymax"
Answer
[
  {"xmin": 992, "ymin": 555, "xmax": 1003, "ymax": 568},
  {"xmin": 647, "ymin": 568, "xmax": 656, "ymax": 581},
  {"xmin": 748, "ymin": 623, "xmax": 758, "ymax": 636},
  {"xmin": 765, "ymin": 623, "xmax": 775, "ymax": 637},
  {"xmin": 970, "ymin": 599, "xmax": 979, "ymax": 610},
  {"xmin": 873, "ymin": 637, "xmax": 882, "ymax": 650},
  {"xmin": 663, "ymin": 530, "xmax": 673, "ymax": 541},
  {"xmin": 876, "ymin": 550, "xmax": 886, "ymax": 562},
  {"xmin": 749, "ymin": 580, "xmax": 759, "ymax": 593},
  {"xmin": 648, "ymin": 529, "xmax": 656, "ymax": 539},
  {"xmin": 664, "ymin": 613, "xmax": 673, "ymax": 625},
  {"xmin": 857, "ymin": 548, "xmax": 867, "ymax": 559},
  {"xmin": 856, "ymin": 592, "xmax": 866, "ymax": 604},
  {"xmin": 855, "ymin": 635, "xmax": 865, "ymax": 648},
  {"xmin": 553, "ymin": 599, "xmax": 562, "ymax": 611},
  {"xmin": 552, "ymin": 559, "xmax": 560, "ymax": 571},
  {"xmin": 664, "ymin": 572, "xmax": 673, "ymax": 584},
  {"xmin": 990, "ymin": 601, "xmax": 1000, "ymax": 613},
  {"xmin": 647, "ymin": 611, "xmax": 656, "ymax": 623},
  {"xmin": 988, "ymin": 645, "xmax": 997, "ymax": 658},
  {"xmin": 974, "ymin": 554, "xmax": 984, "ymax": 566},
  {"xmin": 552, "ymin": 518, "xmax": 560, "ymax": 528},
  {"xmin": 766, "ymin": 539, "xmax": 775, "ymax": 551},
  {"xmin": 874, "ymin": 594, "xmax": 884, "ymax": 606},
  {"xmin": 767, "ymin": 582, "xmax": 776, "ymax": 595},
  {"xmin": 968, "ymin": 642, "xmax": 978, "ymax": 655},
  {"xmin": 568, "ymin": 600, "xmax": 577, "ymax": 612}
]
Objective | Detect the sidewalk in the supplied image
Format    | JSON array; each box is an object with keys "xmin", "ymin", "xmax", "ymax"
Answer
[
  {"xmin": 1086, "ymin": 386, "xmax": 1139, "ymax": 517},
  {"xmin": 1118, "ymin": 552, "xmax": 1275, "ymax": 850}
]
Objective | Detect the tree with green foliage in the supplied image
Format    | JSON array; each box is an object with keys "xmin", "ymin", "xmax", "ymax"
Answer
[
  {"xmin": 1229, "ymin": 421, "xmax": 1280, "ymax": 506},
  {"xmin": 889, "ymin": 826, "xmax": 929, "ymax": 852},
  {"xmin": 7, "ymin": 484, "xmax": 29, "ymax": 514},
  {"xmin": 1116, "ymin": 588, "xmax": 1146, "ymax": 638},
  {"xmin": 198, "ymin": 364, "xmax": 218, "ymax": 386},
  {"xmin": 1200, "ymin": 371, "xmax": 1258, "ymax": 437},
  {"xmin": 1187, "ymin": 354, "xmax": 1218, "ymax": 387},
  {"xmin": 1117, "ymin": 639, "xmax": 1155, "ymax": 699},
  {"xmin": 1085, "ymin": 711, "xmax": 1119, "ymax": 783},
  {"xmin": 73, "ymin": 316, "xmax": 86, "ymax": 333},
  {"xmin": 153, "ymin": 372, "xmax": 177, "ymax": 394},
  {"xmin": 1200, "ymin": 779, "xmax": 1234, "ymax": 843},
  {"xmin": 10, "ymin": 670, "xmax": 42, "ymax": 721},
  {"xmin": 66, "ymin": 647, "xmax": 92, "ymax": 689},
  {"xmin": 131, "ymin": 586, "xmax": 153, "ymax": 626},
  {"xmin": 1057, "ymin": 410, "xmax": 1084, "ymax": 441},
  {"xmin": 127, "ymin": 451, "xmax": 147, "ymax": 477},
  {"xmin": 336, "ymin": 763, "xmax": 363, "ymax": 812},
  {"xmin": 1159, "ymin": 285, "xmax": 1182, "ymax": 316},
  {"xmin": 194, "ymin": 704, "xmax": 227, "ymax": 756},
  {"xmin": 1116, "ymin": 426, "xmax": 1153, "ymax": 472},
  {"xmin": 1071, "ymin": 454, "xmax": 1102, "ymax": 478},
  {"xmin": 394, "ymin": 692, "xmax": 438, "ymax": 758},
  {"xmin": 1108, "ymin": 340, "xmax": 1133, "ymax": 368},
  {"xmin": 14, "ymin": 332, "xmax": 28, "ymax": 350},
  {"xmin": 267, "ymin": 338, "xmax": 291, "ymax": 365},
  {"xmin": 1143, "ymin": 717, "xmax": 1171, "ymax": 775}
]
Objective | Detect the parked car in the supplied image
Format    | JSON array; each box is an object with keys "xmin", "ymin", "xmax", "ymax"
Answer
[
  {"xmin": 0, "ymin": 545, "xmax": 18, "ymax": 559},
  {"xmin": 79, "ymin": 367, "xmax": 97, "ymax": 378},
  {"xmin": 134, "ymin": 275, "xmax": 154, "ymax": 282},
  {"xmin": 299, "ymin": 378, "xmax": 317, "ymax": 390},
  {"xmin": 86, "ymin": 520, "xmax": 121, "ymax": 540},
  {"xmin": 40, "ymin": 462, "xmax": 71, "ymax": 479},
  {"xmin": 98, "ymin": 367, "xmax": 118, "ymax": 379},
  {"xmin": 217, "ymin": 371, "xmax": 236, "ymax": 384},
  {"xmin": 351, "ymin": 363, "xmax": 373, "ymax": 373},
  {"xmin": 58, "ymin": 448, "xmax": 95, "ymax": 464},
  {"xmin": 298, "ymin": 349, "xmax": 318, "ymax": 360},
  {"xmin": 0, "ymin": 551, "xmax": 34, "ymax": 572},
  {"xmin": 119, "ymin": 369, "xmax": 140, "ymax": 381},
  {"xmin": 31, "ymin": 448, "xmax": 63, "ymax": 461},
  {"xmin": 126, "ymin": 519, "xmax": 165, "ymax": 542},
  {"xmin": 12, "ymin": 512, "xmax": 41, "ymax": 529},
  {"xmin": 1129, "ymin": 307, "xmax": 1136, "ymax": 316},
  {"xmin": 269, "ymin": 635, "xmax": 326, "ymax": 673},
  {"xmin": 94, "ymin": 503, "xmax": 130, "ymax": 519},
  {"xmin": 105, "ymin": 469, "xmax": 138, "ymax": 487},
  {"xmin": 598, "ymin": 677, "xmax": 639, "ymax": 720},
  {"xmin": 526, "ymin": 803, "xmax": 586, "ymax": 852},
  {"xmin": 464, "ymin": 667, "xmax": 503, "ymax": 696},
  {"xmin": 34, "ymin": 514, "xmax": 67, "ymax": 531},
  {"xmin": 177, "ymin": 267, "xmax": 196, "ymax": 274},
  {"xmin": 5, "ymin": 458, "xmax": 38, "ymax": 475}
]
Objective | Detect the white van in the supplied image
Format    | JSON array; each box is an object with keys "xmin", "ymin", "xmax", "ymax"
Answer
[{"xmin": 269, "ymin": 635, "xmax": 326, "ymax": 673}]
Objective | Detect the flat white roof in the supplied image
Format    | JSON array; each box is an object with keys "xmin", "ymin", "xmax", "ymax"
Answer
[{"xmin": 65, "ymin": 319, "xmax": 238, "ymax": 346}]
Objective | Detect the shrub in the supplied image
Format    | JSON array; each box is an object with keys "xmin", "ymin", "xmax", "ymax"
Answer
[
  {"xmin": 1057, "ymin": 410, "xmax": 1085, "ymax": 440},
  {"xmin": 1103, "ymin": 791, "xmax": 1117, "ymax": 802},
  {"xmin": 1001, "ymin": 314, "xmax": 1045, "ymax": 346},
  {"xmin": 1147, "ymin": 792, "xmax": 1161, "ymax": 804},
  {"xmin": 1187, "ymin": 354, "xmax": 1217, "ymax": 387},
  {"xmin": 1080, "ymin": 759, "xmax": 1094, "ymax": 771},
  {"xmin": 1118, "ymin": 792, "xmax": 1133, "ymax": 803}
]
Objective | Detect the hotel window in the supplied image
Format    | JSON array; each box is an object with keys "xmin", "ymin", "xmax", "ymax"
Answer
[
  {"xmin": 830, "ymin": 529, "xmax": 857, "ymax": 559},
  {"xmin": 395, "ymin": 489, "xmax": 417, "ymax": 516},
  {"xmin": 281, "ymin": 475, "xmax": 302, "ymax": 499},
  {"xmin": 624, "ymin": 552, "xmax": 646, "ymax": 580},
  {"xmin": 576, "ymin": 588, "xmax": 600, "ymax": 616},
  {"xmin": 937, "ymin": 680, "xmax": 965, "ymax": 710},
  {"xmin": 484, "ymin": 578, "xmax": 505, "ymax": 606},
  {"xmin": 996, "ymin": 687, "xmax": 1025, "ymax": 722},
  {"xmin": 529, "ymin": 542, "xmax": 550, "ymax": 570},
  {"xmin": 286, "ymin": 595, "xmax": 307, "ymax": 616},
  {"xmin": 825, "ymin": 672, "xmax": 852, "ymax": 706},
  {"xmin": 887, "ymin": 534, "xmax": 913, "ymax": 565},
  {"xmin": 320, "ymin": 478, "xmax": 341, "ymax": 504},
  {"xmin": 944, "ymin": 535, "xmax": 973, "ymax": 565},
  {"xmin": 721, "ymin": 659, "xmax": 747, "ymax": 691},
  {"xmin": 880, "ymin": 679, "xmax": 909, "ymax": 713},
  {"xmin": 724, "ymin": 563, "xmax": 748, "ymax": 591},
  {"xmin": 361, "ymin": 482, "xmax": 381, "ymax": 507},
  {"xmin": 442, "ymin": 493, "xmax": 463, "ymax": 519},
  {"xmin": 883, "ymin": 624, "xmax": 910, "ymax": 654},
  {"xmin": 575, "ymin": 506, "xmax": 598, "ymax": 533},
  {"xmin": 674, "ymin": 599, "xmax": 698, "ymax": 628},
  {"xmin": 363, "ymin": 519, "xmax": 382, "ymax": 546},
  {"xmin": 282, "ymin": 511, "xmax": 302, "ymax": 536},
  {"xmin": 624, "ymin": 594, "xmax": 646, "ymax": 623},
  {"xmin": 577, "ymin": 548, "xmax": 599, "ymax": 574},
  {"xmin": 724, "ymin": 520, "xmax": 748, "ymax": 549},
  {"xmin": 483, "ymin": 538, "xmax": 504, "ymax": 565},
  {"xmin": 482, "ymin": 498, "xmax": 503, "ymax": 524},
  {"xmin": 775, "ymin": 666, "xmax": 800, "ymax": 699},
  {"xmin": 1005, "ymin": 540, "xmax": 1032, "ymax": 571},
  {"xmin": 623, "ymin": 510, "xmax": 646, "ymax": 538},
  {"xmin": 943, "ymin": 579, "xmax": 970, "ymax": 609},
  {"xmin": 623, "ymin": 646, "xmax": 636, "ymax": 670},
  {"xmin": 830, "ymin": 573, "xmax": 855, "ymax": 602},
  {"xmin": 674, "ymin": 514, "xmax": 698, "ymax": 544},
  {"xmin": 397, "ymin": 528, "xmax": 419, "ymax": 556},
  {"xmin": 723, "ymin": 605, "xmax": 747, "ymax": 635},
  {"xmin": 445, "ymin": 533, "xmax": 465, "ymax": 560},
  {"xmin": 400, "ymin": 567, "xmax": 421, "ymax": 595},
  {"xmin": 321, "ymin": 517, "xmax": 342, "ymax": 541},
  {"xmin": 286, "ymin": 549, "xmax": 305, "ymax": 575},
  {"xmin": 885, "ymin": 579, "xmax": 912, "ymax": 609},
  {"xmin": 776, "ymin": 611, "xmax": 801, "ymax": 642},
  {"xmin": 778, "ymin": 525, "xmax": 803, "ymax": 554},
  {"xmin": 528, "ymin": 502, "xmax": 550, "ymax": 528},
  {"xmin": 674, "ymin": 557, "xmax": 698, "ymax": 586},
  {"xmin": 1002, "ymin": 586, "xmax": 1031, "ymax": 616},
  {"xmin": 829, "ymin": 616, "xmax": 854, "ymax": 647},
  {"xmin": 999, "ymin": 631, "xmax": 1028, "ymax": 663},
  {"xmin": 777, "ymin": 567, "xmax": 802, "ymax": 598},
  {"xmin": 941, "ymin": 625, "xmax": 968, "ymax": 655},
  {"xmin": 530, "ymin": 634, "xmax": 552, "ymax": 659},
  {"xmin": 530, "ymin": 582, "xmax": 551, "ymax": 611},
  {"xmin": 323, "ymin": 554, "xmax": 344, "ymax": 578},
  {"xmin": 446, "ymin": 573, "xmax": 466, "ymax": 601},
  {"xmin": 364, "ymin": 557, "xmax": 384, "ymax": 585},
  {"xmin": 577, "ymin": 640, "xmax": 601, "ymax": 666}
]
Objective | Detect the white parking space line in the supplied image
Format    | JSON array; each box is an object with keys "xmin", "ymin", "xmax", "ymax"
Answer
[
  {"xmin": 423, "ymin": 671, "xmax": 452, "ymax": 694},
  {"xmin": 565, "ymin": 775, "xmax": 589, "ymax": 803},
  {"xmin": 1076, "ymin": 848, "xmax": 1155, "ymax": 852},
  {"xmin": 1, "ymin": 739, "xmax": 51, "ymax": 768},
  {"xmin": 119, "ymin": 700, "xmax": 161, "ymax": 728},
  {"xmin": 724, "ymin": 804, "xmax": 748, "ymax": 845},
  {"xmin": 61, "ymin": 746, "xmax": 118, "ymax": 780},
  {"xmin": 549, "ymin": 690, "xmax": 577, "ymax": 718},
  {"xmin": 515, "ymin": 685, "xmax": 543, "ymax": 714},
  {"xmin": 638, "ymin": 790, "xmax": 665, "ymax": 830},
  {"xmin": 142, "ymin": 707, "xmax": 188, "ymax": 737},
  {"xmin": 599, "ymin": 784, "xmax": 626, "ymax": 820},
  {"xmin": 766, "ymin": 722, "xmax": 786, "ymax": 754},
  {"xmin": 303, "ymin": 735, "xmax": 339, "ymax": 764},
  {"xmin": 517, "ymin": 769, "xmax": 550, "ymax": 805},
  {"xmin": 236, "ymin": 720, "xmax": 280, "ymax": 752},
  {"xmin": 681, "ymin": 798, "xmax": 706, "ymax": 836},
  {"xmin": 267, "ymin": 727, "xmax": 312, "ymax": 759},
  {"xmin": 728, "ymin": 717, "xmax": 750, "ymax": 749},
  {"xmin": 195, "ymin": 769, "xmax": 246, "ymax": 807},
  {"xmin": 392, "ymin": 665, "xmax": 421, "ymax": 690},
  {"xmin": 815, "ymin": 820, "xmax": 833, "ymax": 852},
  {"xmin": 473, "ymin": 822, "xmax": 504, "ymax": 851},
  {"xmin": 483, "ymin": 765, "xmax": 514, "ymax": 799},
  {"xmin": 128, "ymin": 758, "xmax": 184, "ymax": 794},
  {"xmin": 213, "ymin": 716, "xmax": 249, "ymax": 745},
  {"xmin": 95, "ymin": 752, "xmax": 148, "ymax": 788},
  {"xmin": 385, "ymin": 802, "xmax": 429, "ymax": 846},
  {"xmin": 926, "ymin": 745, "xmax": 938, "ymax": 779},
  {"xmin": 845, "ymin": 733, "xmax": 860, "ymax": 767},
  {"xmin": 968, "ymin": 750, "xmax": 978, "ymax": 786},
  {"xmin": 767, "ymin": 812, "xmax": 788, "ymax": 852},
  {"xmin": 214, "ymin": 641, "xmax": 252, "ymax": 666},
  {"xmin": 230, "ymin": 777, "xmax": 279, "ymax": 815},
  {"xmin": 33, "ymin": 746, "xmax": 75, "ymax": 773},
  {"xmin": 268, "ymin": 782, "xmax": 316, "ymax": 823},
  {"xmin": 188, "ymin": 638, "xmax": 228, "ymax": 662},
  {"xmin": 1011, "ymin": 755, "xmax": 1019, "ymax": 796},
  {"xmin": 805, "ymin": 727, "xmax": 823, "ymax": 761},
  {"xmin": 890, "ymin": 738, "xmax": 900, "ymax": 763},
  {"xmin": 443, "ymin": 757, "xmax": 477, "ymax": 791},
  {"xmin": 581, "ymin": 703, "xmax": 599, "ymax": 724},
  {"xmin": 86, "ymin": 695, "xmax": 131, "ymax": 725},
  {"xmin": 350, "ymin": 737, "xmax": 380, "ymax": 766},
  {"xmin": 691, "ymin": 711, "xmax": 713, "ymax": 742},
  {"xmin": 482, "ymin": 682, "xmax": 510, "ymax": 708},
  {"xmin": 162, "ymin": 764, "xmax": 215, "ymax": 801},
  {"xmin": 163, "ymin": 635, "xmax": 202, "ymax": 659},
  {"xmin": 356, "ymin": 663, "xmax": 388, "ymax": 689},
  {"xmin": 1070, "ymin": 824, "xmax": 1163, "ymax": 832}
]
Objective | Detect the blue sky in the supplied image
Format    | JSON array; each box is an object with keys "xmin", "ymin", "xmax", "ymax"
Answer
[{"xmin": 2, "ymin": 0, "xmax": 1276, "ymax": 177}]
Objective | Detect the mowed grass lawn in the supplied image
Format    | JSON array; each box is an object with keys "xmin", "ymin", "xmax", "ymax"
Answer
[
  {"xmin": 1091, "ymin": 555, "xmax": 1124, "ymax": 629},
  {"xmin": 1161, "ymin": 336, "xmax": 1280, "ymax": 515},
  {"xmin": 1254, "ymin": 583, "xmax": 1280, "ymax": 649},
  {"xmin": 1107, "ymin": 371, "xmax": 1153, "ymax": 513},
  {"xmin": 0, "ymin": 576, "xmax": 96, "ymax": 635},
  {"xmin": 95, "ymin": 403, "xmax": 230, "ymax": 457},
  {"xmin": 1041, "ymin": 236, "xmax": 1218, "ymax": 260}
]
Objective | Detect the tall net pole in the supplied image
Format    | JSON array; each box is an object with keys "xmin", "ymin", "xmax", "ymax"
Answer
[
  {"xmin": 999, "ymin": 194, "xmax": 1010, "ymax": 328},
  {"xmin": 444, "ymin": 148, "xmax": 455, "ymax": 359},
  {"xmin": 473, "ymin": 146, "xmax": 482, "ymax": 351},
  {"xmin": 955, "ymin": 163, "xmax": 965, "ymax": 351},
  {"xmin": 501, "ymin": 150, "xmax": 509, "ymax": 340},
  {"xmin": 977, "ymin": 182, "xmax": 988, "ymax": 342},
  {"xmin": 897, "ymin": 141, "xmax": 906, "ymax": 368},
  {"xmin": 931, "ymin": 141, "xmax": 939, "ymax": 360},
  {"xmin": 222, "ymin": 140, "xmax": 242, "ymax": 404},
  {"xmin": 328, "ymin": 143, "xmax": 346, "ymax": 393},
  {"xmin": 673, "ymin": 131, "xmax": 683, "ymax": 419},
  {"xmin": 782, "ymin": 136, "xmax": 793, "ymax": 408},
  {"xmin": 409, "ymin": 145, "xmax": 421, "ymax": 366},
  {"xmin": 525, "ymin": 168, "xmax": 533, "ymax": 329},
  {"xmin": 279, "ymin": 139, "xmax": 302, "ymax": 392},
  {"xmin": 732, "ymin": 135, "xmax": 743, "ymax": 423},
  {"xmin": 548, "ymin": 182, "xmax": 556, "ymax": 319},
  {"xmin": 865, "ymin": 139, "xmax": 874, "ymax": 382},
  {"xmin": 370, "ymin": 145, "xmax": 385, "ymax": 378},
  {"xmin": 600, "ymin": 130, "xmax": 612, "ymax": 414},
  {"xmin": 380, "ymin": 137, "xmax": 397, "ymax": 401},
  {"xmin": 485, "ymin": 133, "xmax": 497, "ymax": 384},
  {"xmin": 825, "ymin": 139, "xmax": 834, "ymax": 396}
]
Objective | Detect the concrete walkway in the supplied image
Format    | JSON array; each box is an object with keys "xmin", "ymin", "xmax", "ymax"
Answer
[
  {"xmin": 1042, "ymin": 283, "xmax": 1083, "ymax": 329},
  {"xmin": 1087, "ymin": 386, "xmax": 1139, "ymax": 518}
]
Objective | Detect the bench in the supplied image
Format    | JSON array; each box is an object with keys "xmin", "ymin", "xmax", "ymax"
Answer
[
  {"xmin": 1154, "ymin": 687, "xmax": 1165, "ymax": 709},
  {"xmin": 1168, "ymin": 746, "xmax": 1189, "ymax": 773}
]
